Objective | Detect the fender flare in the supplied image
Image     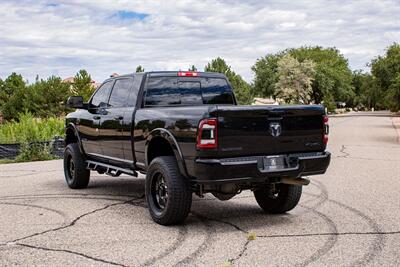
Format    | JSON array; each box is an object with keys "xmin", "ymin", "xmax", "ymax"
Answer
[
  {"xmin": 65, "ymin": 123, "xmax": 85, "ymax": 155},
  {"xmin": 145, "ymin": 128, "xmax": 189, "ymax": 178}
]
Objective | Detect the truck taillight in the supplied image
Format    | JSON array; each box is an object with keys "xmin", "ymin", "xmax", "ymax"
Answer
[
  {"xmin": 178, "ymin": 71, "xmax": 198, "ymax": 77},
  {"xmin": 323, "ymin": 115, "xmax": 329, "ymax": 145},
  {"xmin": 196, "ymin": 119, "xmax": 217, "ymax": 149}
]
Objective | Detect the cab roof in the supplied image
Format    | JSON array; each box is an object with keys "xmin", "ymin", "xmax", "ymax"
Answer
[{"xmin": 109, "ymin": 71, "xmax": 227, "ymax": 79}]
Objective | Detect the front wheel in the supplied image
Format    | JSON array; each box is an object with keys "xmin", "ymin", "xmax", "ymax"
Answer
[
  {"xmin": 254, "ymin": 183, "xmax": 302, "ymax": 214},
  {"xmin": 145, "ymin": 156, "xmax": 192, "ymax": 225},
  {"xmin": 64, "ymin": 143, "xmax": 90, "ymax": 189}
]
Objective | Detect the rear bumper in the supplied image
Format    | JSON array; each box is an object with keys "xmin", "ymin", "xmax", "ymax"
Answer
[{"xmin": 192, "ymin": 151, "xmax": 331, "ymax": 184}]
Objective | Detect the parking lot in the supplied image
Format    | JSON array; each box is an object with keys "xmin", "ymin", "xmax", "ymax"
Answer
[{"xmin": 1, "ymin": 112, "xmax": 399, "ymax": 266}]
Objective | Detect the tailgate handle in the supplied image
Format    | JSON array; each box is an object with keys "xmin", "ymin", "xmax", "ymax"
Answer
[{"xmin": 267, "ymin": 117, "xmax": 283, "ymax": 121}]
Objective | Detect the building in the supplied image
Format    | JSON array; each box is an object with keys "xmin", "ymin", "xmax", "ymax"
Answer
[
  {"xmin": 252, "ymin": 97, "xmax": 280, "ymax": 105},
  {"xmin": 62, "ymin": 77, "xmax": 101, "ymax": 89}
]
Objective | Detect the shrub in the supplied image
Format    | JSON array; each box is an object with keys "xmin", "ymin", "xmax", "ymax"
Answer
[
  {"xmin": 15, "ymin": 143, "xmax": 54, "ymax": 162},
  {"xmin": 0, "ymin": 112, "xmax": 64, "ymax": 163},
  {"xmin": 0, "ymin": 112, "xmax": 64, "ymax": 144}
]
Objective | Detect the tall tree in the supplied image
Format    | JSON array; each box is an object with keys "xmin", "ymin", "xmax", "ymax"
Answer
[
  {"xmin": 188, "ymin": 65, "xmax": 197, "ymax": 71},
  {"xmin": 252, "ymin": 47, "xmax": 354, "ymax": 111},
  {"xmin": 370, "ymin": 43, "xmax": 400, "ymax": 111},
  {"xmin": 252, "ymin": 53, "xmax": 283, "ymax": 98},
  {"xmin": 135, "ymin": 65, "xmax": 145, "ymax": 73},
  {"xmin": 72, "ymin": 69, "xmax": 93, "ymax": 101},
  {"xmin": 275, "ymin": 55, "xmax": 315, "ymax": 104},
  {"xmin": 289, "ymin": 47, "xmax": 354, "ymax": 107},
  {"xmin": 0, "ymin": 73, "xmax": 27, "ymax": 120},
  {"xmin": 351, "ymin": 70, "xmax": 382, "ymax": 110},
  {"xmin": 25, "ymin": 76, "xmax": 70, "ymax": 117},
  {"xmin": 205, "ymin": 57, "xmax": 253, "ymax": 104}
]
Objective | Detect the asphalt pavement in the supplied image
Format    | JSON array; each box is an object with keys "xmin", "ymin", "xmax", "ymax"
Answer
[{"xmin": 1, "ymin": 112, "xmax": 399, "ymax": 266}]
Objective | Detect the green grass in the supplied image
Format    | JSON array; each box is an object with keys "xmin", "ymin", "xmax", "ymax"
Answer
[
  {"xmin": 0, "ymin": 112, "xmax": 64, "ymax": 144},
  {"xmin": 0, "ymin": 112, "xmax": 64, "ymax": 163},
  {"xmin": 0, "ymin": 159, "xmax": 16, "ymax": 164}
]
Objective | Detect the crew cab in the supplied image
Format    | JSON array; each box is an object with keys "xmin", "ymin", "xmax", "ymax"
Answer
[{"xmin": 64, "ymin": 71, "xmax": 331, "ymax": 225}]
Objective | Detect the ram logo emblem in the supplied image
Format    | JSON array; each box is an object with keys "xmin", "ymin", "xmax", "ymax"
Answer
[{"xmin": 269, "ymin": 122, "xmax": 282, "ymax": 137}]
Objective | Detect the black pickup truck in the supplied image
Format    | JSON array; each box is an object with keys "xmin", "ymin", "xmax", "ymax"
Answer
[{"xmin": 64, "ymin": 71, "xmax": 330, "ymax": 225}]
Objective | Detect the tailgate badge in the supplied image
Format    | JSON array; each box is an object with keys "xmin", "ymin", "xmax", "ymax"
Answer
[{"xmin": 269, "ymin": 122, "xmax": 282, "ymax": 137}]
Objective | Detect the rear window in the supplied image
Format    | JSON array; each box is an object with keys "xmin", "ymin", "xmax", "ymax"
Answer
[{"xmin": 144, "ymin": 77, "xmax": 234, "ymax": 107}]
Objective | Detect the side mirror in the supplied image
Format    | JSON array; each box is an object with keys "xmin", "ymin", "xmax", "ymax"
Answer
[{"xmin": 66, "ymin": 96, "xmax": 84, "ymax": 109}]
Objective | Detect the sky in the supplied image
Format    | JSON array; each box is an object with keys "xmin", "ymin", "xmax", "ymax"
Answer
[{"xmin": 0, "ymin": 0, "xmax": 399, "ymax": 83}]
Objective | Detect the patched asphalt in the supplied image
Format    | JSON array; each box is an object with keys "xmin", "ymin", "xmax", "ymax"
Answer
[{"xmin": 1, "ymin": 111, "xmax": 399, "ymax": 266}]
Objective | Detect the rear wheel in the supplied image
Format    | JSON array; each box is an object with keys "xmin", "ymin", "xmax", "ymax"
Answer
[
  {"xmin": 145, "ymin": 156, "xmax": 192, "ymax": 225},
  {"xmin": 254, "ymin": 183, "xmax": 302, "ymax": 214},
  {"xmin": 64, "ymin": 143, "xmax": 90, "ymax": 189}
]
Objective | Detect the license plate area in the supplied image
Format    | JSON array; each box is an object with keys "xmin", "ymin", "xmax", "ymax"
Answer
[
  {"xmin": 257, "ymin": 155, "xmax": 299, "ymax": 172},
  {"xmin": 262, "ymin": 155, "xmax": 286, "ymax": 171}
]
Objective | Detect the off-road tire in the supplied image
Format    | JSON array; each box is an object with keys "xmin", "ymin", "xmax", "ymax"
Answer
[
  {"xmin": 64, "ymin": 143, "xmax": 90, "ymax": 189},
  {"xmin": 254, "ymin": 183, "xmax": 302, "ymax": 214},
  {"xmin": 146, "ymin": 156, "xmax": 192, "ymax": 225}
]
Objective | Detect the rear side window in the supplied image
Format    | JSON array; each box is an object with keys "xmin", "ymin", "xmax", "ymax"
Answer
[
  {"xmin": 145, "ymin": 77, "xmax": 234, "ymax": 107},
  {"xmin": 109, "ymin": 78, "xmax": 133, "ymax": 107},
  {"xmin": 91, "ymin": 81, "xmax": 113, "ymax": 108},
  {"xmin": 145, "ymin": 77, "xmax": 180, "ymax": 106},
  {"xmin": 202, "ymin": 78, "xmax": 234, "ymax": 104}
]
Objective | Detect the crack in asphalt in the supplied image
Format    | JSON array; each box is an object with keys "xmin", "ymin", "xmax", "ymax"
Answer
[
  {"xmin": 15, "ymin": 243, "xmax": 128, "ymax": 267},
  {"xmin": 228, "ymin": 239, "xmax": 250, "ymax": 265},
  {"xmin": 338, "ymin": 145, "xmax": 350, "ymax": 158},
  {"xmin": 187, "ymin": 183, "xmax": 333, "ymax": 266},
  {"xmin": 1, "ymin": 196, "xmax": 144, "ymax": 245},
  {"xmin": 189, "ymin": 180, "xmax": 389, "ymax": 267},
  {"xmin": 256, "ymin": 230, "xmax": 400, "ymax": 238},
  {"xmin": 335, "ymin": 144, "xmax": 400, "ymax": 161},
  {"xmin": 1, "ymin": 189, "xmax": 392, "ymax": 267},
  {"xmin": 1, "ymin": 196, "xmax": 145, "ymax": 267}
]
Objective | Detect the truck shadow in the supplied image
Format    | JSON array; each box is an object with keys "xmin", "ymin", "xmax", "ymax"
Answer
[
  {"xmin": 54, "ymin": 175, "xmax": 296, "ymax": 231},
  {"xmin": 45, "ymin": 174, "xmax": 298, "ymax": 234}
]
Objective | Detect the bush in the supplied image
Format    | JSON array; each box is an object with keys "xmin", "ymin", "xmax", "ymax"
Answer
[
  {"xmin": 0, "ymin": 112, "xmax": 64, "ymax": 144},
  {"xmin": 15, "ymin": 143, "xmax": 54, "ymax": 162}
]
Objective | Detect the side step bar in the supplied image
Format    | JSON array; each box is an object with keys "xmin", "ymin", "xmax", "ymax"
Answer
[{"xmin": 86, "ymin": 160, "xmax": 138, "ymax": 177}]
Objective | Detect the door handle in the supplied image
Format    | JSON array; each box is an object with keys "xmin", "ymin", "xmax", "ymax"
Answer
[
  {"xmin": 93, "ymin": 116, "xmax": 101, "ymax": 120},
  {"xmin": 114, "ymin": 116, "xmax": 124, "ymax": 120}
]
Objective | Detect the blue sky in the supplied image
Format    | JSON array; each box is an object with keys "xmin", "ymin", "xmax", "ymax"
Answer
[
  {"xmin": 113, "ymin": 11, "xmax": 148, "ymax": 21},
  {"xmin": 0, "ymin": 0, "xmax": 399, "ymax": 83}
]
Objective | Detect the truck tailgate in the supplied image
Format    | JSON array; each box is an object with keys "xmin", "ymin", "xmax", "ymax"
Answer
[{"xmin": 213, "ymin": 105, "xmax": 326, "ymax": 157}]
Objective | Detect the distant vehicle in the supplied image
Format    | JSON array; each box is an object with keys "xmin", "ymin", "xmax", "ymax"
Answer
[{"xmin": 64, "ymin": 71, "xmax": 331, "ymax": 225}]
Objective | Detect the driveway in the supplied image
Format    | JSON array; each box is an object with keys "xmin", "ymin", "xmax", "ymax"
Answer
[{"xmin": 1, "ymin": 112, "xmax": 399, "ymax": 266}]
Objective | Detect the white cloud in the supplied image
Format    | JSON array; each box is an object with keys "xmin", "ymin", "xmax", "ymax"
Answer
[{"xmin": 0, "ymin": 0, "xmax": 399, "ymax": 83}]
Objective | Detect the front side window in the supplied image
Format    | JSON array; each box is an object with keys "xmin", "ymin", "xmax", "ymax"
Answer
[
  {"xmin": 109, "ymin": 78, "xmax": 133, "ymax": 108},
  {"xmin": 91, "ymin": 81, "xmax": 113, "ymax": 108}
]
